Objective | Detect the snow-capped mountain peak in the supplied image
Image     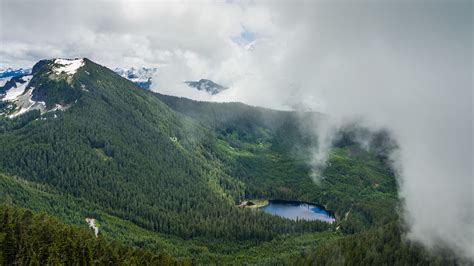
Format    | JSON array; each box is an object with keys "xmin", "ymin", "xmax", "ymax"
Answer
[
  {"xmin": 0, "ymin": 58, "xmax": 85, "ymax": 118},
  {"xmin": 2, "ymin": 75, "xmax": 32, "ymax": 101},
  {"xmin": 52, "ymin": 58, "xmax": 85, "ymax": 76},
  {"xmin": 0, "ymin": 67, "xmax": 31, "ymax": 78},
  {"xmin": 114, "ymin": 67, "xmax": 157, "ymax": 89},
  {"xmin": 184, "ymin": 79, "xmax": 228, "ymax": 95},
  {"xmin": 0, "ymin": 67, "xmax": 32, "ymax": 87}
]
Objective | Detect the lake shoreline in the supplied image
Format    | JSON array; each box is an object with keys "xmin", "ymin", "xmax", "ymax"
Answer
[
  {"xmin": 267, "ymin": 199, "xmax": 336, "ymax": 218},
  {"xmin": 239, "ymin": 199, "xmax": 336, "ymax": 221},
  {"xmin": 238, "ymin": 199, "xmax": 269, "ymax": 208}
]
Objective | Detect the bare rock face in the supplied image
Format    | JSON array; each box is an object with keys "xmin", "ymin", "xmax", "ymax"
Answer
[{"xmin": 85, "ymin": 218, "xmax": 99, "ymax": 237}]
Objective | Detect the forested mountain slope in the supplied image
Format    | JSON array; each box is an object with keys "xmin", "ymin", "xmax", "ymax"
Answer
[
  {"xmin": 296, "ymin": 220, "xmax": 462, "ymax": 266},
  {"xmin": 155, "ymin": 93, "xmax": 399, "ymax": 233},
  {"xmin": 0, "ymin": 205, "xmax": 181, "ymax": 265},
  {"xmin": 0, "ymin": 58, "xmax": 332, "ymax": 242},
  {"xmin": 0, "ymin": 58, "xmax": 452, "ymax": 264}
]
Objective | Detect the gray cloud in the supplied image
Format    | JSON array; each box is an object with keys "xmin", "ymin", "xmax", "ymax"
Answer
[{"xmin": 1, "ymin": 0, "xmax": 472, "ymax": 260}]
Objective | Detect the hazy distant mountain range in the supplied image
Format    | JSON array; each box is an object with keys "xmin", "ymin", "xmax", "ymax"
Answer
[
  {"xmin": 184, "ymin": 79, "xmax": 228, "ymax": 95},
  {"xmin": 1, "ymin": 66, "xmax": 227, "ymax": 96},
  {"xmin": 114, "ymin": 67, "xmax": 157, "ymax": 89},
  {"xmin": 0, "ymin": 68, "xmax": 31, "ymax": 87}
]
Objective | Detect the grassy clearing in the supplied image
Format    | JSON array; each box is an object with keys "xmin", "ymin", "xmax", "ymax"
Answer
[
  {"xmin": 239, "ymin": 199, "xmax": 269, "ymax": 209},
  {"xmin": 94, "ymin": 148, "xmax": 112, "ymax": 161}
]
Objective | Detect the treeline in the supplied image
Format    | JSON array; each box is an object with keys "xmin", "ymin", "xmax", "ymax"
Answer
[{"xmin": 0, "ymin": 205, "xmax": 186, "ymax": 265}]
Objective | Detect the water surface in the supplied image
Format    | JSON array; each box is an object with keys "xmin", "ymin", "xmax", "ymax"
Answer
[{"xmin": 260, "ymin": 200, "xmax": 335, "ymax": 222}]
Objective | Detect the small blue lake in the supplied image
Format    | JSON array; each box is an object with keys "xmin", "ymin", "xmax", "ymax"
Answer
[{"xmin": 260, "ymin": 200, "xmax": 335, "ymax": 223}]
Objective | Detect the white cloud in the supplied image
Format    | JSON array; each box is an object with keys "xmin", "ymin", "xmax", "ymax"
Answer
[{"xmin": 1, "ymin": 0, "xmax": 472, "ymax": 260}]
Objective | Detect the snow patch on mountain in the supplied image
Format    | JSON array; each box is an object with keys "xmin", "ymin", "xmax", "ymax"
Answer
[
  {"xmin": 0, "ymin": 72, "xmax": 71, "ymax": 118},
  {"xmin": 114, "ymin": 67, "xmax": 157, "ymax": 89},
  {"xmin": 184, "ymin": 79, "xmax": 228, "ymax": 95},
  {"xmin": 7, "ymin": 87, "xmax": 46, "ymax": 118},
  {"xmin": 0, "ymin": 74, "xmax": 45, "ymax": 118},
  {"xmin": 2, "ymin": 75, "xmax": 32, "ymax": 101},
  {"xmin": 53, "ymin": 58, "xmax": 84, "ymax": 75},
  {"xmin": 0, "ymin": 68, "xmax": 32, "ymax": 87},
  {"xmin": 0, "ymin": 78, "xmax": 12, "ymax": 87}
]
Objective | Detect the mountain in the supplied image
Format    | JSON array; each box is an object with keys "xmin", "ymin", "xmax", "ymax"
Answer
[
  {"xmin": 114, "ymin": 68, "xmax": 229, "ymax": 95},
  {"xmin": 0, "ymin": 58, "xmax": 452, "ymax": 264},
  {"xmin": 0, "ymin": 57, "xmax": 330, "ymax": 245},
  {"xmin": 0, "ymin": 67, "xmax": 32, "ymax": 87},
  {"xmin": 0, "ymin": 65, "xmax": 156, "ymax": 90},
  {"xmin": 114, "ymin": 67, "xmax": 157, "ymax": 89},
  {"xmin": 184, "ymin": 79, "xmax": 228, "ymax": 95},
  {"xmin": 0, "ymin": 67, "xmax": 31, "ymax": 79},
  {"xmin": 0, "ymin": 58, "xmax": 85, "ymax": 118},
  {"xmin": 1, "ymin": 205, "xmax": 178, "ymax": 265}
]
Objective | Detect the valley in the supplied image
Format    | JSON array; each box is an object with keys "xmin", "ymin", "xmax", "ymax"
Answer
[
  {"xmin": 0, "ymin": 58, "xmax": 461, "ymax": 265},
  {"xmin": 2, "ymin": 0, "xmax": 471, "ymax": 263}
]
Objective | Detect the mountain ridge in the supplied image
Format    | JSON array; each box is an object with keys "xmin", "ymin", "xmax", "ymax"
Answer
[
  {"xmin": 184, "ymin": 79, "xmax": 228, "ymax": 95},
  {"xmin": 0, "ymin": 57, "xmax": 433, "ymax": 264},
  {"xmin": 114, "ymin": 66, "xmax": 157, "ymax": 89}
]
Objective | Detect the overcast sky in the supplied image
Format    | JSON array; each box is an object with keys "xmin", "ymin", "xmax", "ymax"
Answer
[{"xmin": 1, "ymin": 0, "xmax": 472, "ymax": 261}]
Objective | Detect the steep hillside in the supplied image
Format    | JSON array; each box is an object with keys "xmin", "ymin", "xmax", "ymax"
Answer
[
  {"xmin": 0, "ymin": 58, "xmax": 404, "ymax": 264},
  {"xmin": 156, "ymin": 93, "xmax": 399, "ymax": 233},
  {"xmin": 0, "ymin": 58, "xmax": 331, "ymax": 242},
  {"xmin": 0, "ymin": 204, "xmax": 181, "ymax": 265},
  {"xmin": 184, "ymin": 79, "xmax": 228, "ymax": 95},
  {"xmin": 297, "ymin": 221, "xmax": 462, "ymax": 266}
]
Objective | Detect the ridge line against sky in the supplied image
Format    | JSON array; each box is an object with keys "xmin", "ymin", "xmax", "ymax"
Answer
[{"xmin": 0, "ymin": 0, "xmax": 472, "ymax": 261}]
